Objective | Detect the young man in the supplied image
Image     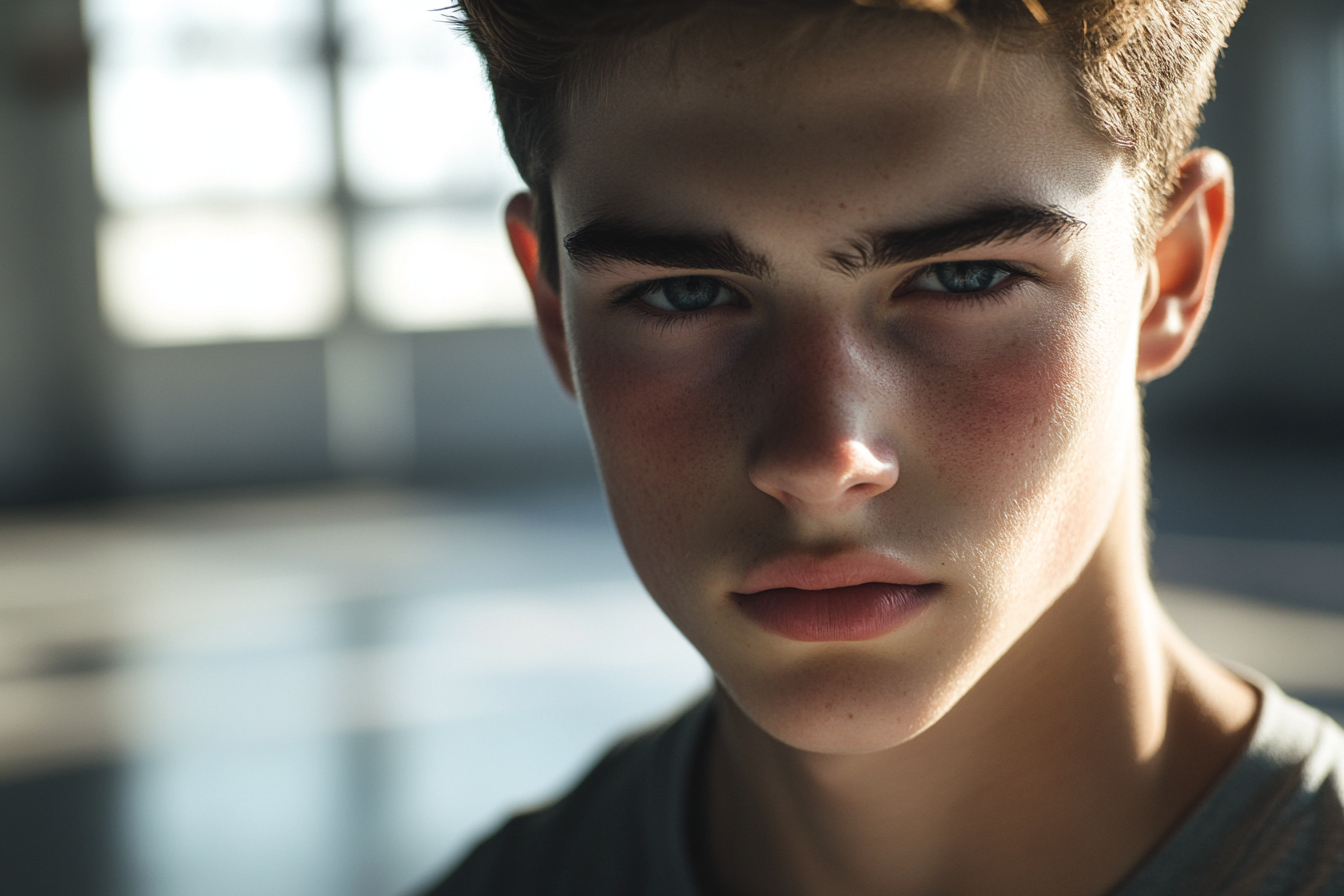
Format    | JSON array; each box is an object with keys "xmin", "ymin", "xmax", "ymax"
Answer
[{"xmin": 429, "ymin": 1, "xmax": 1344, "ymax": 893}]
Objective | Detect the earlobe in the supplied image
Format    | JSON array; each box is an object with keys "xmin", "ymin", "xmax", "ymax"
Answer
[
  {"xmin": 505, "ymin": 192, "xmax": 575, "ymax": 397},
  {"xmin": 1136, "ymin": 149, "xmax": 1234, "ymax": 382}
]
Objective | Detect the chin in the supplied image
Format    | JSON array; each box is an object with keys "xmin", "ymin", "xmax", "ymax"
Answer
[{"xmin": 718, "ymin": 651, "xmax": 965, "ymax": 755}]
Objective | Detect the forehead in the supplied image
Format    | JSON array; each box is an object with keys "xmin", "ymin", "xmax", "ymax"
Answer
[{"xmin": 552, "ymin": 11, "xmax": 1126, "ymax": 248}]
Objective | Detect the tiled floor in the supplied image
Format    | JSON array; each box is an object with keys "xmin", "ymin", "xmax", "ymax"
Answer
[{"xmin": 0, "ymin": 483, "xmax": 1339, "ymax": 896}]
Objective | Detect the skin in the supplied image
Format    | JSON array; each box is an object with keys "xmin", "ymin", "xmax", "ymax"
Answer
[{"xmin": 505, "ymin": 11, "xmax": 1255, "ymax": 896}]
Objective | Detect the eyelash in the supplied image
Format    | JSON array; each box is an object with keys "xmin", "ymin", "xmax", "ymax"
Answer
[
  {"xmin": 611, "ymin": 279, "xmax": 743, "ymax": 330},
  {"xmin": 896, "ymin": 261, "xmax": 1033, "ymax": 306},
  {"xmin": 612, "ymin": 261, "xmax": 1034, "ymax": 325}
]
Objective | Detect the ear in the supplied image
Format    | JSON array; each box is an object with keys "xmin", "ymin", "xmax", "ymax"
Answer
[
  {"xmin": 1136, "ymin": 148, "xmax": 1234, "ymax": 382},
  {"xmin": 505, "ymin": 192, "xmax": 575, "ymax": 396}
]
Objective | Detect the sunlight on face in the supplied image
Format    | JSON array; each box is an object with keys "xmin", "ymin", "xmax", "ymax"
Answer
[{"xmin": 551, "ymin": 12, "xmax": 1149, "ymax": 753}]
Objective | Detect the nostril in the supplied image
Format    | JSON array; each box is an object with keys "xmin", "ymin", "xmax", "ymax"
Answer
[
  {"xmin": 749, "ymin": 438, "xmax": 897, "ymax": 510},
  {"xmin": 847, "ymin": 478, "xmax": 893, "ymax": 501}
]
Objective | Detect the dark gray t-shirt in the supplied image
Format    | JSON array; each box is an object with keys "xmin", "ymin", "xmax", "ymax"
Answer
[{"xmin": 428, "ymin": 679, "xmax": 1344, "ymax": 895}]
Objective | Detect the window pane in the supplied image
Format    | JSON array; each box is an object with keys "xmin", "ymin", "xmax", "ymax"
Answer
[
  {"xmin": 355, "ymin": 209, "xmax": 531, "ymax": 331},
  {"xmin": 337, "ymin": 0, "xmax": 519, "ymax": 203},
  {"xmin": 337, "ymin": 0, "xmax": 459, "ymax": 63},
  {"xmin": 341, "ymin": 61, "xmax": 519, "ymax": 204},
  {"xmin": 84, "ymin": 0, "xmax": 319, "ymax": 49},
  {"xmin": 91, "ymin": 62, "xmax": 333, "ymax": 208},
  {"xmin": 338, "ymin": 0, "xmax": 527, "ymax": 334},
  {"xmin": 99, "ymin": 206, "xmax": 342, "ymax": 346}
]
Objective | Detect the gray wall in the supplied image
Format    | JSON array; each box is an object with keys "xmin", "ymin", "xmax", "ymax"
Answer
[
  {"xmin": 107, "ymin": 329, "xmax": 590, "ymax": 494},
  {"xmin": 111, "ymin": 341, "xmax": 332, "ymax": 492},
  {"xmin": 412, "ymin": 327, "xmax": 592, "ymax": 485}
]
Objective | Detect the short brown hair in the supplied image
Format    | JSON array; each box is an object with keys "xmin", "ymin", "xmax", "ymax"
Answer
[{"xmin": 453, "ymin": 0, "xmax": 1244, "ymax": 285}]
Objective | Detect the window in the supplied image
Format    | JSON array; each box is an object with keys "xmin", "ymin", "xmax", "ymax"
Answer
[
  {"xmin": 339, "ymin": 0, "xmax": 529, "ymax": 331},
  {"xmin": 85, "ymin": 0, "xmax": 528, "ymax": 348}
]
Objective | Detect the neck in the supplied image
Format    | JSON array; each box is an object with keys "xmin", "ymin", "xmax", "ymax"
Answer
[{"xmin": 700, "ymin": 466, "xmax": 1256, "ymax": 896}]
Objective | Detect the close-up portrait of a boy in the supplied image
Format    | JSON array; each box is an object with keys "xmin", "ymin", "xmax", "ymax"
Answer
[{"xmin": 425, "ymin": 1, "xmax": 1344, "ymax": 894}]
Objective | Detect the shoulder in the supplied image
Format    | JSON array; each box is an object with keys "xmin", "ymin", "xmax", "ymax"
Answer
[
  {"xmin": 1118, "ymin": 680, "xmax": 1344, "ymax": 896},
  {"xmin": 422, "ymin": 696, "xmax": 713, "ymax": 896},
  {"xmin": 1224, "ymin": 689, "xmax": 1344, "ymax": 893}
]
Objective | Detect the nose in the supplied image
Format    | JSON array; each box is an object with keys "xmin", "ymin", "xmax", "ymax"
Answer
[
  {"xmin": 750, "ymin": 437, "xmax": 897, "ymax": 512},
  {"xmin": 747, "ymin": 332, "xmax": 898, "ymax": 515}
]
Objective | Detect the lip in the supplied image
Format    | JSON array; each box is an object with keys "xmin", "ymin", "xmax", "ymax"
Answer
[
  {"xmin": 735, "ymin": 552, "xmax": 930, "ymax": 594},
  {"xmin": 732, "ymin": 553, "xmax": 938, "ymax": 642}
]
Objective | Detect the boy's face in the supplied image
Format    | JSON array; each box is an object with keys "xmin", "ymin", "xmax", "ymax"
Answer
[{"xmin": 540, "ymin": 14, "xmax": 1160, "ymax": 753}]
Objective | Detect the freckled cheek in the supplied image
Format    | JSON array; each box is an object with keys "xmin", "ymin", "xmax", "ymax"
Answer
[
  {"xmin": 571, "ymin": 331, "xmax": 748, "ymax": 586},
  {"xmin": 905, "ymin": 326, "xmax": 1098, "ymax": 504}
]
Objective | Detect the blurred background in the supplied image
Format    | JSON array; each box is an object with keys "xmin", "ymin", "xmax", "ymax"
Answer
[{"xmin": 0, "ymin": 0, "xmax": 1339, "ymax": 893}]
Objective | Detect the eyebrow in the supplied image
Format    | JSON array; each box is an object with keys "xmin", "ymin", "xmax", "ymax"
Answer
[
  {"xmin": 829, "ymin": 204, "xmax": 1085, "ymax": 276},
  {"xmin": 563, "ymin": 221, "xmax": 771, "ymax": 279},
  {"xmin": 562, "ymin": 203, "xmax": 1083, "ymax": 280}
]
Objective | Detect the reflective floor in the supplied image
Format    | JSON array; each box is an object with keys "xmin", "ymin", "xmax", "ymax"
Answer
[
  {"xmin": 0, "ymin": 482, "xmax": 1339, "ymax": 896},
  {"xmin": 0, "ymin": 485, "xmax": 708, "ymax": 896}
]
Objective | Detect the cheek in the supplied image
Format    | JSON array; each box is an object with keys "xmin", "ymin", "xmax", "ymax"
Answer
[
  {"xmin": 918, "ymin": 338, "xmax": 1079, "ymax": 497},
  {"xmin": 569, "ymin": 324, "xmax": 752, "ymax": 589},
  {"xmin": 898, "ymin": 299, "xmax": 1130, "ymax": 540},
  {"xmin": 903, "ymin": 308, "xmax": 1138, "ymax": 639}
]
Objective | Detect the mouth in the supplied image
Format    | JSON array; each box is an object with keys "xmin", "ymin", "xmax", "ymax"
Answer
[{"xmin": 731, "ymin": 554, "xmax": 939, "ymax": 642}]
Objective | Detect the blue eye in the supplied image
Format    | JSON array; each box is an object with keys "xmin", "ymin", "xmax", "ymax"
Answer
[
  {"xmin": 909, "ymin": 262, "xmax": 1012, "ymax": 294},
  {"xmin": 640, "ymin": 276, "xmax": 738, "ymax": 312}
]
